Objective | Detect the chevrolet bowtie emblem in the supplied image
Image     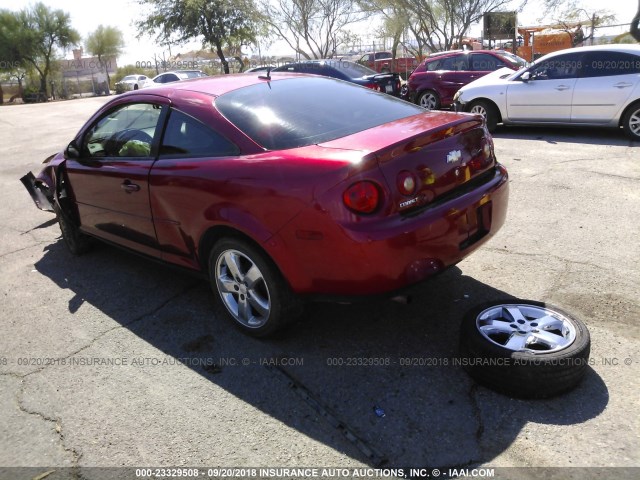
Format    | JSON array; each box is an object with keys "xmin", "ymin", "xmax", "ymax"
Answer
[{"xmin": 447, "ymin": 150, "xmax": 462, "ymax": 164}]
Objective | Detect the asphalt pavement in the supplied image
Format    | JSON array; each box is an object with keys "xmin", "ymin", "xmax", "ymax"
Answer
[{"xmin": 0, "ymin": 97, "xmax": 638, "ymax": 479}]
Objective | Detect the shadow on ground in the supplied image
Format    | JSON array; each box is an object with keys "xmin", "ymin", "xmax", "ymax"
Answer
[
  {"xmin": 34, "ymin": 236, "xmax": 609, "ymax": 469},
  {"xmin": 491, "ymin": 126, "xmax": 639, "ymax": 147}
]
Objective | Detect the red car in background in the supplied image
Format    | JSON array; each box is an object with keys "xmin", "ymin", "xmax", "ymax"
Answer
[
  {"xmin": 22, "ymin": 74, "xmax": 508, "ymax": 336},
  {"xmin": 408, "ymin": 50, "xmax": 528, "ymax": 109},
  {"xmin": 357, "ymin": 51, "xmax": 419, "ymax": 78}
]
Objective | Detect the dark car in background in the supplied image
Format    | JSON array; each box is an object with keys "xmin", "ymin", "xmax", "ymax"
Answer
[
  {"xmin": 408, "ymin": 50, "xmax": 527, "ymax": 109},
  {"xmin": 273, "ymin": 59, "xmax": 403, "ymax": 97}
]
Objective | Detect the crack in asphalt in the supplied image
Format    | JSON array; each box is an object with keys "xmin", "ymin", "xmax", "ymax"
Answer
[
  {"xmin": 16, "ymin": 392, "xmax": 83, "ymax": 468},
  {"xmin": 482, "ymin": 247, "xmax": 619, "ymax": 274},
  {"xmin": 586, "ymin": 170, "xmax": 639, "ymax": 182},
  {"xmin": 266, "ymin": 364, "xmax": 388, "ymax": 467},
  {"xmin": 468, "ymin": 384, "xmax": 485, "ymax": 442},
  {"xmin": 13, "ymin": 281, "xmax": 202, "ymax": 380},
  {"xmin": 10, "ymin": 281, "xmax": 201, "ymax": 468},
  {"xmin": 0, "ymin": 241, "xmax": 52, "ymax": 259}
]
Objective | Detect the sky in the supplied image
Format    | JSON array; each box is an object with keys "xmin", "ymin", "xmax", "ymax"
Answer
[{"xmin": 0, "ymin": 0, "xmax": 637, "ymax": 66}]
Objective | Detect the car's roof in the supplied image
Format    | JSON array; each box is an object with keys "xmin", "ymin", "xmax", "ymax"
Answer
[
  {"xmin": 138, "ymin": 72, "xmax": 307, "ymax": 97},
  {"xmin": 280, "ymin": 59, "xmax": 356, "ymax": 65},
  {"xmin": 426, "ymin": 50, "xmax": 507, "ymax": 60},
  {"xmin": 539, "ymin": 44, "xmax": 640, "ymax": 59}
]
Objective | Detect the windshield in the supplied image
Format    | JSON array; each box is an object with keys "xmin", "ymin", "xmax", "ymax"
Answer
[
  {"xmin": 216, "ymin": 76, "xmax": 423, "ymax": 150},
  {"xmin": 122, "ymin": 75, "xmax": 137, "ymax": 81},
  {"xmin": 183, "ymin": 71, "xmax": 206, "ymax": 78},
  {"xmin": 496, "ymin": 51, "xmax": 529, "ymax": 68}
]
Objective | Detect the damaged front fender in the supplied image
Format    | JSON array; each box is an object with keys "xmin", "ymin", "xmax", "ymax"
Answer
[{"xmin": 20, "ymin": 152, "xmax": 65, "ymax": 212}]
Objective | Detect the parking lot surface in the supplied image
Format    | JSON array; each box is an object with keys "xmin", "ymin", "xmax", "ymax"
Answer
[{"xmin": 0, "ymin": 98, "xmax": 638, "ymax": 478}]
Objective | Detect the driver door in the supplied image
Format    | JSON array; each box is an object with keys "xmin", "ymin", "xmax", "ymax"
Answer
[{"xmin": 65, "ymin": 97, "xmax": 168, "ymax": 257}]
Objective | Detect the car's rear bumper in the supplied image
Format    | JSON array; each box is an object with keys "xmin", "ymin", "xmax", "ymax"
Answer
[{"xmin": 271, "ymin": 164, "xmax": 509, "ymax": 296}]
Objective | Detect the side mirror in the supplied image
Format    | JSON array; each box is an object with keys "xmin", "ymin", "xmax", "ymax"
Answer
[
  {"xmin": 65, "ymin": 141, "xmax": 80, "ymax": 159},
  {"xmin": 521, "ymin": 71, "xmax": 531, "ymax": 82}
]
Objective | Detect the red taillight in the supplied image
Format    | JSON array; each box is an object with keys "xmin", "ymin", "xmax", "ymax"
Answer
[
  {"xmin": 343, "ymin": 181, "xmax": 381, "ymax": 214},
  {"xmin": 364, "ymin": 83, "xmax": 380, "ymax": 91},
  {"xmin": 396, "ymin": 171, "xmax": 417, "ymax": 196}
]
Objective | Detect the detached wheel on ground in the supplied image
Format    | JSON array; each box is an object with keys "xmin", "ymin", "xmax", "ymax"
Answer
[
  {"xmin": 208, "ymin": 238, "xmax": 302, "ymax": 337},
  {"xmin": 459, "ymin": 300, "xmax": 591, "ymax": 399},
  {"xmin": 417, "ymin": 90, "xmax": 440, "ymax": 110},
  {"xmin": 622, "ymin": 101, "xmax": 640, "ymax": 141},
  {"xmin": 53, "ymin": 202, "xmax": 92, "ymax": 255},
  {"xmin": 468, "ymin": 99, "xmax": 499, "ymax": 132}
]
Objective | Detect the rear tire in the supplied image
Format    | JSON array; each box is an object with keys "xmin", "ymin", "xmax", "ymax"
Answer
[
  {"xmin": 459, "ymin": 300, "xmax": 591, "ymax": 399},
  {"xmin": 208, "ymin": 238, "xmax": 302, "ymax": 337},
  {"xmin": 468, "ymin": 100, "xmax": 499, "ymax": 132},
  {"xmin": 622, "ymin": 101, "xmax": 640, "ymax": 141}
]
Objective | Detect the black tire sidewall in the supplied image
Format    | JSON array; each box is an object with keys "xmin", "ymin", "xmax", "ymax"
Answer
[
  {"xmin": 54, "ymin": 203, "xmax": 91, "ymax": 255},
  {"xmin": 622, "ymin": 102, "xmax": 640, "ymax": 141},
  {"xmin": 469, "ymin": 100, "xmax": 498, "ymax": 132},
  {"xmin": 459, "ymin": 299, "xmax": 591, "ymax": 398}
]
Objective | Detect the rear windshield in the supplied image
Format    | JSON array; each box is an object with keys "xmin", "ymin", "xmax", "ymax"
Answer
[
  {"xmin": 215, "ymin": 76, "xmax": 423, "ymax": 150},
  {"xmin": 327, "ymin": 61, "xmax": 377, "ymax": 78}
]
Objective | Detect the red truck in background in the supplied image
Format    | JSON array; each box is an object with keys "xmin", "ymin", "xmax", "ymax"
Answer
[{"xmin": 357, "ymin": 51, "xmax": 419, "ymax": 79}]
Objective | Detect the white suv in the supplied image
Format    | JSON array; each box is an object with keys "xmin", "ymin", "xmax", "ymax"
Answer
[{"xmin": 454, "ymin": 45, "xmax": 640, "ymax": 140}]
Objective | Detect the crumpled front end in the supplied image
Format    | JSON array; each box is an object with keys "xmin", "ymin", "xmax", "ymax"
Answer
[{"xmin": 20, "ymin": 152, "xmax": 64, "ymax": 212}]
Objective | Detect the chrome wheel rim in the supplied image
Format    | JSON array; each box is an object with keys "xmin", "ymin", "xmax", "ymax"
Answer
[
  {"xmin": 470, "ymin": 104, "xmax": 487, "ymax": 117},
  {"xmin": 629, "ymin": 108, "xmax": 640, "ymax": 137},
  {"xmin": 475, "ymin": 304, "xmax": 577, "ymax": 354},
  {"xmin": 419, "ymin": 93, "xmax": 437, "ymax": 109},
  {"xmin": 215, "ymin": 249, "xmax": 271, "ymax": 328}
]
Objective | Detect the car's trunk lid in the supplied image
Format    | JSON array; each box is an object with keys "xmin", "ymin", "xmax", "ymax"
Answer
[{"xmin": 318, "ymin": 112, "xmax": 495, "ymax": 214}]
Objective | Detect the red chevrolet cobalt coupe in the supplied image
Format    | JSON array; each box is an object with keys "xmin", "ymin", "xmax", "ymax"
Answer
[{"xmin": 22, "ymin": 73, "xmax": 509, "ymax": 336}]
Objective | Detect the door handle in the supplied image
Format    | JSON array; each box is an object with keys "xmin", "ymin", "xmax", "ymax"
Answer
[
  {"xmin": 613, "ymin": 82, "xmax": 633, "ymax": 89},
  {"xmin": 121, "ymin": 180, "xmax": 140, "ymax": 193},
  {"xmin": 555, "ymin": 85, "xmax": 570, "ymax": 91}
]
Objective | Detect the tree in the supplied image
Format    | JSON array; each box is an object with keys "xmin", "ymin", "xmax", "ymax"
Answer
[
  {"xmin": 260, "ymin": 0, "xmax": 363, "ymax": 59},
  {"xmin": 0, "ymin": 10, "xmax": 23, "ymax": 104},
  {"xmin": 85, "ymin": 25, "xmax": 124, "ymax": 91},
  {"xmin": 398, "ymin": 0, "xmax": 525, "ymax": 53},
  {"xmin": 11, "ymin": 3, "xmax": 79, "ymax": 97},
  {"xmin": 357, "ymin": 1, "xmax": 411, "ymax": 61},
  {"xmin": 137, "ymin": 0, "xmax": 261, "ymax": 74},
  {"xmin": 542, "ymin": 0, "xmax": 615, "ymax": 46}
]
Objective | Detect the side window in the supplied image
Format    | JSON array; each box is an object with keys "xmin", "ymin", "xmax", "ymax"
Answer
[
  {"xmin": 530, "ymin": 53, "xmax": 583, "ymax": 80},
  {"xmin": 165, "ymin": 74, "xmax": 179, "ymax": 83},
  {"xmin": 470, "ymin": 53, "xmax": 503, "ymax": 71},
  {"xmin": 82, "ymin": 103, "xmax": 163, "ymax": 158},
  {"xmin": 375, "ymin": 52, "xmax": 390, "ymax": 60},
  {"xmin": 160, "ymin": 109, "xmax": 239, "ymax": 158},
  {"xmin": 440, "ymin": 55, "xmax": 468, "ymax": 71},
  {"xmin": 426, "ymin": 59, "xmax": 442, "ymax": 71},
  {"xmin": 154, "ymin": 75, "xmax": 166, "ymax": 83},
  {"xmin": 581, "ymin": 52, "xmax": 640, "ymax": 78}
]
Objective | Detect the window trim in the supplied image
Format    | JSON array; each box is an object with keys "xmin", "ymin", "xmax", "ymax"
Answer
[
  {"xmin": 157, "ymin": 107, "xmax": 240, "ymax": 160},
  {"xmin": 80, "ymin": 101, "xmax": 168, "ymax": 161}
]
